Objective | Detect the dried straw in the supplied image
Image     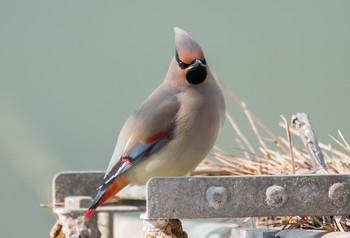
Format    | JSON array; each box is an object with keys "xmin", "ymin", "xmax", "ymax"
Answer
[{"xmin": 192, "ymin": 77, "xmax": 350, "ymax": 231}]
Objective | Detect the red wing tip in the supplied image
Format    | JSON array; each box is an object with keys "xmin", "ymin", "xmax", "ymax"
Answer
[{"xmin": 84, "ymin": 209, "xmax": 94, "ymax": 219}]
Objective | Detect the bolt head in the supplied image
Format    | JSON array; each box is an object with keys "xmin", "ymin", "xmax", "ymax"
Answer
[
  {"xmin": 328, "ymin": 182, "xmax": 349, "ymax": 208},
  {"xmin": 206, "ymin": 186, "xmax": 228, "ymax": 210},
  {"xmin": 265, "ymin": 185, "xmax": 288, "ymax": 208}
]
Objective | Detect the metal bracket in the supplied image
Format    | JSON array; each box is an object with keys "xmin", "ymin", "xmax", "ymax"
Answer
[{"xmin": 51, "ymin": 171, "xmax": 146, "ymax": 238}]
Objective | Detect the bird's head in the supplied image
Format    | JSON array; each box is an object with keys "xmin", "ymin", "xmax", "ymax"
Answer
[{"xmin": 172, "ymin": 27, "xmax": 209, "ymax": 85}]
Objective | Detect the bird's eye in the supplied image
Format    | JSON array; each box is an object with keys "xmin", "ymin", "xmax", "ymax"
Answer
[
  {"xmin": 175, "ymin": 50, "xmax": 190, "ymax": 70},
  {"xmin": 175, "ymin": 50, "xmax": 207, "ymax": 70}
]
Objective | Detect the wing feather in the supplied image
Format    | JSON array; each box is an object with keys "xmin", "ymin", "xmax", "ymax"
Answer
[{"xmin": 100, "ymin": 88, "xmax": 180, "ymax": 188}]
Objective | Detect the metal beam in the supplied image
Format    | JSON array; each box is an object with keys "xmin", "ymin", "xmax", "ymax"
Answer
[{"xmin": 146, "ymin": 174, "xmax": 350, "ymax": 219}]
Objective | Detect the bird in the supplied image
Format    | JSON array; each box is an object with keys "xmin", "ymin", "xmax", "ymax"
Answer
[{"xmin": 85, "ymin": 27, "xmax": 225, "ymax": 219}]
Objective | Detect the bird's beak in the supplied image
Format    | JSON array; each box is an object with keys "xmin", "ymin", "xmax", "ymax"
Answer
[{"xmin": 190, "ymin": 59, "xmax": 204, "ymax": 68}]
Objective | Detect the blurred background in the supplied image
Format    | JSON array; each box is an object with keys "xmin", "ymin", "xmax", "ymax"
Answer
[{"xmin": 1, "ymin": 1, "xmax": 350, "ymax": 237}]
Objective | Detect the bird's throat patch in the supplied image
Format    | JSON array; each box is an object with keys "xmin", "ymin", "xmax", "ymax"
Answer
[{"xmin": 186, "ymin": 65, "xmax": 207, "ymax": 85}]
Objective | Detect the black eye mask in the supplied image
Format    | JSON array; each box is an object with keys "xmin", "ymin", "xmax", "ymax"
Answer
[{"xmin": 175, "ymin": 50, "xmax": 207, "ymax": 85}]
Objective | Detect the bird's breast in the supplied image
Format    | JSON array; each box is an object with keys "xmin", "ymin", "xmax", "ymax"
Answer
[{"xmin": 126, "ymin": 86, "xmax": 225, "ymax": 185}]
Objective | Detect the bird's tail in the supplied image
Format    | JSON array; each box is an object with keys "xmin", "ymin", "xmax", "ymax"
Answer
[{"xmin": 84, "ymin": 174, "xmax": 129, "ymax": 219}]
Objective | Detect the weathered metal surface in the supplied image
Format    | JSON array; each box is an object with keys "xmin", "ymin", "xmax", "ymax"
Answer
[
  {"xmin": 97, "ymin": 212, "xmax": 114, "ymax": 238},
  {"xmin": 146, "ymin": 175, "xmax": 350, "ymax": 219},
  {"xmin": 52, "ymin": 171, "xmax": 146, "ymax": 238},
  {"xmin": 53, "ymin": 171, "xmax": 146, "ymax": 214},
  {"xmin": 291, "ymin": 113, "xmax": 329, "ymax": 173},
  {"xmin": 53, "ymin": 171, "xmax": 105, "ymax": 204},
  {"xmin": 51, "ymin": 210, "xmax": 101, "ymax": 238},
  {"xmin": 50, "ymin": 196, "xmax": 102, "ymax": 238},
  {"xmin": 230, "ymin": 229, "xmax": 277, "ymax": 238},
  {"xmin": 53, "ymin": 171, "xmax": 146, "ymax": 204}
]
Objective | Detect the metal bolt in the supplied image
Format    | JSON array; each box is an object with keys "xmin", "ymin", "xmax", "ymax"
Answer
[
  {"xmin": 206, "ymin": 186, "xmax": 228, "ymax": 210},
  {"xmin": 328, "ymin": 182, "xmax": 349, "ymax": 208},
  {"xmin": 265, "ymin": 185, "xmax": 288, "ymax": 208}
]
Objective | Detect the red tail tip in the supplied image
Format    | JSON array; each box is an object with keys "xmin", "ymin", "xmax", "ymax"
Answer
[{"xmin": 84, "ymin": 209, "xmax": 94, "ymax": 219}]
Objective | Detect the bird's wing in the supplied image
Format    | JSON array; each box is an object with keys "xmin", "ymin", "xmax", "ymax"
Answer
[
  {"xmin": 99, "ymin": 93, "xmax": 180, "ymax": 189},
  {"xmin": 99, "ymin": 131, "xmax": 171, "ymax": 189},
  {"xmin": 85, "ymin": 94, "xmax": 180, "ymax": 218}
]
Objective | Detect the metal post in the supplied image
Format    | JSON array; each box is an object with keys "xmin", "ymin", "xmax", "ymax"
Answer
[{"xmin": 97, "ymin": 212, "xmax": 114, "ymax": 238}]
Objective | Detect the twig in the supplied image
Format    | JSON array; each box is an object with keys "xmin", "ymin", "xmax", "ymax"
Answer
[
  {"xmin": 319, "ymin": 142, "xmax": 350, "ymax": 159},
  {"xmin": 216, "ymin": 75, "xmax": 289, "ymax": 154},
  {"xmin": 280, "ymin": 115, "xmax": 295, "ymax": 174},
  {"xmin": 225, "ymin": 111, "xmax": 256, "ymax": 157},
  {"xmin": 235, "ymin": 139, "xmax": 250, "ymax": 159},
  {"xmin": 231, "ymin": 146, "xmax": 264, "ymax": 159},
  {"xmin": 329, "ymin": 133, "xmax": 350, "ymax": 154},
  {"xmin": 242, "ymin": 102, "xmax": 271, "ymax": 173},
  {"xmin": 338, "ymin": 130, "xmax": 350, "ymax": 149}
]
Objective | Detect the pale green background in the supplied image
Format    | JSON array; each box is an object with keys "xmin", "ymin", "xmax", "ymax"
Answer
[{"xmin": 1, "ymin": 1, "xmax": 350, "ymax": 237}]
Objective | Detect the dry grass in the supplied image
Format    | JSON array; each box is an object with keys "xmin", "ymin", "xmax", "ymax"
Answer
[{"xmin": 193, "ymin": 77, "xmax": 350, "ymax": 231}]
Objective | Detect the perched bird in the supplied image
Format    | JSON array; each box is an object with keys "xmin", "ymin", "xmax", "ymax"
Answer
[{"xmin": 85, "ymin": 27, "xmax": 225, "ymax": 219}]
